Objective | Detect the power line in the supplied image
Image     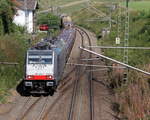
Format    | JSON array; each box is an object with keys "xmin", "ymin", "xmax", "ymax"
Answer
[
  {"xmin": 87, "ymin": 46, "xmax": 150, "ymax": 50},
  {"xmin": 79, "ymin": 47, "xmax": 150, "ymax": 76}
]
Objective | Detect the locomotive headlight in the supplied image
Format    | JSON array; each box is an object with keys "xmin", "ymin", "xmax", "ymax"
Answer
[
  {"xmin": 49, "ymin": 76, "xmax": 52, "ymax": 79},
  {"xmin": 28, "ymin": 76, "xmax": 31, "ymax": 79},
  {"xmin": 27, "ymin": 75, "xmax": 33, "ymax": 79},
  {"xmin": 25, "ymin": 82, "xmax": 32, "ymax": 87},
  {"xmin": 46, "ymin": 75, "xmax": 54, "ymax": 80},
  {"xmin": 26, "ymin": 75, "xmax": 34, "ymax": 80}
]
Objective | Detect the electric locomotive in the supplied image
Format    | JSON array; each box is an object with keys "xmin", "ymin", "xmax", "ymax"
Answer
[{"xmin": 22, "ymin": 16, "xmax": 75, "ymax": 96}]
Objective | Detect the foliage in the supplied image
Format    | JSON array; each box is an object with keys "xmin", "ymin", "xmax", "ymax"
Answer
[
  {"xmin": 72, "ymin": 3, "xmax": 150, "ymax": 119},
  {"xmin": 0, "ymin": 0, "xmax": 15, "ymax": 34},
  {"xmin": 37, "ymin": 13, "xmax": 61, "ymax": 29},
  {"xmin": 0, "ymin": 16, "xmax": 4, "ymax": 35},
  {"xmin": 0, "ymin": 34, "xmax": 28, "ymax": 102},
  {"xmin": 39, "ymin": 0, "xmax": 82, "ymax": 10},
  {"xmin": 128, "ymin": 1, "xmax": 150, "ymax": 12},
  {"xmin": 114, "ymin": 66, "xmax": 150, "ymax": 120}
]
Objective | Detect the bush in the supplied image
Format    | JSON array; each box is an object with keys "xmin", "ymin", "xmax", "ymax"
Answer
[
  {"xmin": 37, "ymin": 13, "xmax": 61, "ymax": 29},
  {"xmin": 0, "ymin": 17, "xmax": 4, "ymax": 35},
  {"xmin": 0, "ymin": 0, "xmax": 15, "ymax": 34},
  {"xmin": 0, "ymin": 34, "xmax": 27, "ymax": 101}
]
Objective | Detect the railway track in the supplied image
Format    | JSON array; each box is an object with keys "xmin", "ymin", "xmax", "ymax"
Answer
[
  {"xmin": 16, "ymin": 96, "xmax": 49, "ymax": 120},
  {"xmin": 34, "ymin": 97, "xmax": 50, "ymax": 120},
  {"xmin": 79, "ymin": 27, "xmax": 94, "ymax": 120},
  {"xmin": 13, "ymin": 27, "xmax": 94, "ymax": 120},
  {"xmin": 67, "ymin": 27, "xmax": 94, "ymax": 120},
  {"xmin": 29, "ymin": 28, "xmax": 82, "ymax": 120},
  {"xmin": 67, "ymin": 28, "xmax": 84, "ymax": 120},
  {"xmin": 77, "ymin": 26, "xmax": 94, "ymax": 120}
]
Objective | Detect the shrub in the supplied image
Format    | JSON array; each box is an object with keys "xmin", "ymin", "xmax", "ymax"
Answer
[{"xmin": 37, "ymin": 13, "xmax": 61, "ymax": 29}]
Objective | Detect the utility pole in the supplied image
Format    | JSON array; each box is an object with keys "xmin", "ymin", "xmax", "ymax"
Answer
[
  {"xmin": 117, "ymin": 2, "xmax": 121, "ymax": 44},
  {"xmin": 109, "ymin": 3, "xmax": 114, "ymax": 30},
  {"xmin": 116, "ymin": 1, "xmax": 122, "ymax": 59},
  {"xmin": 123, "ymin": 0, "xmax": 129, "ymax": 82}
]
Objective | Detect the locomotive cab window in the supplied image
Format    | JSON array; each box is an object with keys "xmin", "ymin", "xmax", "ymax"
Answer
[
  {"xmin": 28, "ymin": 56, "xmax": 52, "ymax": 64},
  {"xmin": 27, "ymin": 50, "xmax": 53, "ymax": 64}
]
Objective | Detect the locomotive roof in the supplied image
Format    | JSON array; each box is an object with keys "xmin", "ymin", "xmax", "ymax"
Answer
[
  {"xmin": 29, "ymin": 28, "xmax": 75, "ymax": 51},
  {"xmin": 28, "ymin": 50, "xmax": 53, "ymax": 55}
]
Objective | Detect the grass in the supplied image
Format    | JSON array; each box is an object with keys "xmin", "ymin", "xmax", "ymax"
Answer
[
  {"xmin": 71, "ymin": 3, "xmax": 150, "ymax": 119},
  {"xmin": 0, "ymin": 33, "xmax": 28, "ymax": 103},
  {"xmin": 39, "ymin": 0, "xmax": 85, "ymax": 10},
  {"xmin": 40, "ymin": 0, "xmax": 75, "ymax": 6},
  {"xmin": 122, "ymin": 1, "xmax": 150, "ymax": 12},
  {"xmin": 61, "ymin": 3, "xmax": 86, "ymax": 15}
]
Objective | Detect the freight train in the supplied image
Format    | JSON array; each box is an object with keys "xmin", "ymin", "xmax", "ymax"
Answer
[{"xmin": 22, "ymin": 15, "xmax": 76, "ymax": 96}]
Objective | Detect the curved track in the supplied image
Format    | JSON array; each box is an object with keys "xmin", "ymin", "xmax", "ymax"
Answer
[
  {"xmin": 41, "ymin": 28, "xmax": 81, "ymax": 120},
  {"xmin": 16, "ymin": 97, "xmax": 44, "ymax": 120},
  {"xmin": 67, "ymin": 27, "xmax": 94, "ymax": 120},
  {"xmin": 0, "ymin": 26, "xmax": 98, "ymax": 120},
  {"xmin": 77, "ymin": 27, "xmax": 94, "ymax": 120},
  {"xmin": 67, "ymin": 28, "xmax": 84, "ymax": 120}
]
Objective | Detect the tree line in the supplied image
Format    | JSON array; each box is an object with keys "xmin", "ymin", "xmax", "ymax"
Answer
[{"xmin": 0, "ymin": 0, "xmax": 15, "ymax": 35}]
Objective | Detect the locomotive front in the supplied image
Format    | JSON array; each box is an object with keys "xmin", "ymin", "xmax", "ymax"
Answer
[{"xmin": 24, "ymin": 50, "xmax": 56, "ymax": 95}]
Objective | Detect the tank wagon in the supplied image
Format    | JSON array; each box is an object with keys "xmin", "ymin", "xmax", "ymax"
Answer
[{"xmin": 23, "ymin": 17, "xmax": 75, "ymax": 95}]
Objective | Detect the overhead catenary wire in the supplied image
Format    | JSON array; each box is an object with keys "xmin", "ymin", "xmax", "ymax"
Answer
[
  {"xmin": 79, "ymin": 47, "xmax": 150, "ymax": 76},
  {"xmin": 87, "ymin": 46, "xmax": 150, "ymax": 50},
  {"xmin": 81, "ymin": 57, "xmax": 102, "ymax": 61},
  {"xmin": 67, "ymin": 63, "xmax": 126, "ymax": 68}
]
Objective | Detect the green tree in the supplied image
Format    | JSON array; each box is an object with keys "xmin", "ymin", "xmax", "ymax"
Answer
[
  {"xmin": 0, "ymin": 16, "xmax": 4, "ymax": 35},
  {"xmin": 37, "ymin": 13, "xmax": 61, "ymax": 29},
  {"xmin": 0, "ymin": 0, "xmax": 15, "ymax": 34}
]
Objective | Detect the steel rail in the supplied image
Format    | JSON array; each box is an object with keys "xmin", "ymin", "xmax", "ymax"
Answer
[
  {"xmin": 67, "ymin": 29, "xmax": 84, "ymax": 120},
  {"xmin": 18, "ymin": 97, "xmax": 43, "ymax": 120},
  {"xmin": 35, "ymin": 97, "xmax": 50, "ymax": 120},
  {"xmin": 16, "ymin": 97, "xmax": 32, "ymax": 120},
  {"xmin": 42, "ymin": 93, "xmax": 65, "ymax": 120},
  {"xmin": 61, "ymin": 67, "xmax": 76, "ymax": 81},
  {"xmin": 80, "ymin": 47, "xmax": 150, "ymax": 76},
  {"xmin": 67, "ymin": 67, "xmax": 81, "ymax": 120},
  {"xmin": 75, "ymin": 28, "xmax": 84, "ymax": 47},
  {"xmin": 76, "ymin": 26, "xmax": 94, "ymax": 120},
  {"xmin": 87, "ymin": 46, "xmax": 150, "ymax": 50}
]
